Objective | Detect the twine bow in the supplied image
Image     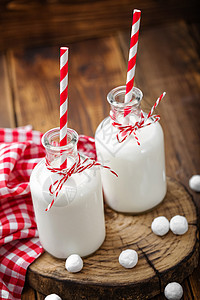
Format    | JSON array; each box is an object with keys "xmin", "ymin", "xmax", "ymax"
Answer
[
  {"xmin": 111, "ymin": 92, "xmax": 166, "ymax": 145},
  {"xmin": 45, "ymin": 154, "xmax": 118, "ymax": 211}
]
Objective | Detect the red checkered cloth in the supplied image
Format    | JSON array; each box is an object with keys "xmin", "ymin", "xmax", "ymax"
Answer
[{"xmin": 0, "ymin": 126, "xmax": 96, "ymax": 300}]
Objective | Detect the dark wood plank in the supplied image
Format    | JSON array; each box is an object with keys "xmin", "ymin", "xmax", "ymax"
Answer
[
  {"xmin": 0, "ymin": 54, "xmax": 15, "ymax": 127},
  {"xmin": 8, "ymin": 36, "xmax": 126, "ymax": 135},
  {"xmin": 187, "ymin": 22, "xmax": 200, "ymax": 52},
  {"xmin": 0, "ymin": 0, "xmax": 199, "ymax": 50},
  {"xmin": 118, "ymin": 21, "xmax": 200, "ymax": 210},
  {"xmin": 21, "ymin": 284, "xmax": 36, "ymax": 300},
  {"xmin": 36, "ymin": 291, "xmax": 45, "ymax": 300},
  {"xmin": 189, "ymin": 261, "xmax": 200, "ymax": 300},
  {"xmin": 7, "ymin": 48, "xmax": 60, "ymax": 133},
  {"xmin": 183, "ymin": 279, "xmax": 195, "ymax": 300},
  {"xmin": 66, "ymin": 36, "xmax": 126, "ymax": 136}
]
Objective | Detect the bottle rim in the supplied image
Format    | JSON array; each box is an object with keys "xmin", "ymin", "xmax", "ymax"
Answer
[
  {"xmin": 107, "ymin": 86, "xmax": 143, "ymax": 108},
  {"xmin": 42, "ymin": 127, "xmax": 78, "ymax": 152}
]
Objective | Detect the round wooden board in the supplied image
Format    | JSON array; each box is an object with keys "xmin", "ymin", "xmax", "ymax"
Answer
[{"xmin": 28, "ymin": 177, "xmax": 199, "ymax": 299}]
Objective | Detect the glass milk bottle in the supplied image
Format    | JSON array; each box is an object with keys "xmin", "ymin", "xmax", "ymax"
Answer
[
  {"xmin": 30, "ymin": 128, "xmax": 105, "ymax": 259},
  {"xmin": 95, "ymin": 86, "xmax": 166, "ymax": 213}
]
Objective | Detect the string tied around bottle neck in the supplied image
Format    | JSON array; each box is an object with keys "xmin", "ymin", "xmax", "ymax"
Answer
[
  {"xmin": 110, "ymin": 92, "xmax": 166, "ymax": 144},
  {"xmin": 45, "ymin": 153, "xmax": 118, "ymax": 211}
]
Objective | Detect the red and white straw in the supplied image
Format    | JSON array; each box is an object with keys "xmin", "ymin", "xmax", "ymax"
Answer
[
  {"xmin": 60, "ymin": 47, "xmax": 68, "ymax": 169},
  {"xmin": 147, "ymin": 92, "xmax": 166, "ymax": 119},
  {"xmin": 125, "ymin": 9, "xmax": 141, "ymax": 105}
]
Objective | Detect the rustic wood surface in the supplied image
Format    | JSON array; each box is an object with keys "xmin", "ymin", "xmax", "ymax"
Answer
[
  {"xmin": 27, "ymin": 177, "xmax": 199, "ymax": 299},
  {"xmin": 0, "ymin": 0, "xmax": 199, "ymax": 51},
  {"xmin": 0, "ymin": 17, "xmax": 200, "ymax": 300}
]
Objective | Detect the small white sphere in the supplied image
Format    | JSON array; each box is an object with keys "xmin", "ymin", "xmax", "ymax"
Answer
[
  {"xmin": 164, "ymin": 282, "xmax": 183, "ymax": 300},
  {"xmin": 151, "ymin": 216, "xmax": 170, "ymax": 236},
  {"xmin": 45, "ymin": 294, "xmax": 62, "ymax": 300},
  {"xmin": 65, "ymin": 254, "xmax": 83, "ymax": 273},
  {"xmin": 119, "ymin": 249, "xmax": 138, "ymax": 268},
  {"xmin": 170, "ymin": 215, "xmax": 188, "ymax": 235},
  {"xmin": 189, "ymin": 175, "xmax": 200, "ymax": 192}
]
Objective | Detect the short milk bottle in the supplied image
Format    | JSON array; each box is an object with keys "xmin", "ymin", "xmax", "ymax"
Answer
[
  {"xmin": 95, "ymin": 86, "xmax": 166, "ymax": 213},
  {"xmin": 30, "ymin": 127, "xmax": 105, "ymax": 259}
]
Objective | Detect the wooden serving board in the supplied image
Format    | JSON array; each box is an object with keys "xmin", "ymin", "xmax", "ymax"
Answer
[{"xmin": 27, "ymin": 177, "xmax": 199, "ymax": 299}]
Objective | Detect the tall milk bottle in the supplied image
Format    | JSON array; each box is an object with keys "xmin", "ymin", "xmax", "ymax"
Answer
[
  {"xmin": 95, "ymin": 86, "xmax": 166, "ymax": 213},
  {"xmin": 30, "ymin": 128, "xmax": 105, "ymax": 259}
]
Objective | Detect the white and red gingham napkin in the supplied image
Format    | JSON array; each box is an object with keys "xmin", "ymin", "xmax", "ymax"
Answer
[{"xmin": 0, "ymin": 126, "xmax": 96, "ymax": 300}]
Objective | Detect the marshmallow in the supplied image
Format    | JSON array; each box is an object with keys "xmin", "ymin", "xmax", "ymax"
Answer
[
  {"xmin": 164, "ymin": 282, "xmax": 183, "ymax": 300},
  {"xmin": 151, "ymin": 216, "xmax": 170, "ymax": 236},
  {"xmin": 119, "ymin": 249, "xmax": 138, "ymax": 269},
  {"xmin": 189, "ymin": 175, "xmax": 200, "ymax": 192},
  {"xmin": 45, "ymin": 294, "xmax": 62, "ymax": 300},
  {"xmin": 170, "ymin": 215, "xmax": 188, "ymax": 235},
  {"xmin": 65, "ymin": 254, "xmax": 83, "ymax": 273}
]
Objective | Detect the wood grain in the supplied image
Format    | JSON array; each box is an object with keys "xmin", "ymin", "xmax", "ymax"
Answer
[
  {"xmin": 7, "ymin": 48, "xmax": 60, "ymax": 132},
  {"xmin": 0, "ymin": 54, "xmax": 15, "ymax": 128},
  {"xmin": 21, "ymin": 284, "xmax": 36, "ymax": 300},
  {"xmin": 27, "ymin": 178, "xmax": 198, "ymax": 299},
  {"xmin": 0, "ymin": 0, "xmax": 199, "ymax": 51},
  {"xmin": 36, "ymin": 291, "xmax": 45, "ymax": 300},
  {"xmin": 8, "ymin": 36, "xmax": 126, "ymax": 135},
  {"xmin": 189, "ymin": 261, "xmax": 200, "ymax": 299}
]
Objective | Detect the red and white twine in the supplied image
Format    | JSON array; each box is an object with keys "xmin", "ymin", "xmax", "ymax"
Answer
[
  {"xmin": 45, "ymin": 154, "xmax": 118, "ymax": 211},
  {"xmin": 60, "ymin": 47, "xmax": 68, "ymax": 169},
  {"xmin": 125, "ymin": 9, "xmax": 141, "ymax": 110},
  {"xmin": 111, "ymin": 92, "xmax": 166, "ymax": 144}
]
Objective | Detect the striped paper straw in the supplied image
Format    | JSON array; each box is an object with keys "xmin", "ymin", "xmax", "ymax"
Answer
[
  {"xmin": 125, "ymin": 9, "xmax": 141, "ymax": 106},
  {"xmin": 60, "ymin": 47, "xmax": 68, "ymax": 169},
  {"xmin": 147, "ymin": 92, "xmax": 166, "ymax": 119}
]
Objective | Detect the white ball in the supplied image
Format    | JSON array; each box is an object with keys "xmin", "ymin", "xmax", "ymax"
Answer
[
  {"xmin": 45, "ymin": 294, "xmax": 62, "ymax": 300},
  {"xmin": 119, "ymin": 249, "xmax": 138, "ymax": 269},
  {"xmin": 189, "ymin": 175, "xmax": 200, "ymax": 192},
  {"xmin": 65, "ymin": 254, "xmax": 83, "ymax": 273},
  {"xmin": 164, "ymin": 282, "xmax": 183, "ymax": 300},
  {"xmin": 170, "ymin": 215, "xmax": 188, "ymax": 235},
  {"xmin": 151, "ymin": 216, "xmax": 170, "ymax": 236}
]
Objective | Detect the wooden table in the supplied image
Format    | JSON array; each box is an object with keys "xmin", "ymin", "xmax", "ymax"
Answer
[{"xmin": 0, "ymin": 20, "xmax": 199, "ymax": 299}]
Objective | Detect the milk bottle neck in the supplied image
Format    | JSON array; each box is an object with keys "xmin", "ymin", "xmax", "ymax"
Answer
[
  {"xmin": 42, "ymin": 127, "xmax": 79, "ymax": 168},
  {"xmin": 107, "ymin": 86, "xmax": 143, "ymax": 123}
]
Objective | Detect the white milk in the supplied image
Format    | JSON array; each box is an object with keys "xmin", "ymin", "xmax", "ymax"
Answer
[
  {"xmin": 30, "ymin": 128, "xmax": 105, "ymax": 259},
  {"xmin": 95, "ymin": 87, "xmax": 166, "ymax": 213}
]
